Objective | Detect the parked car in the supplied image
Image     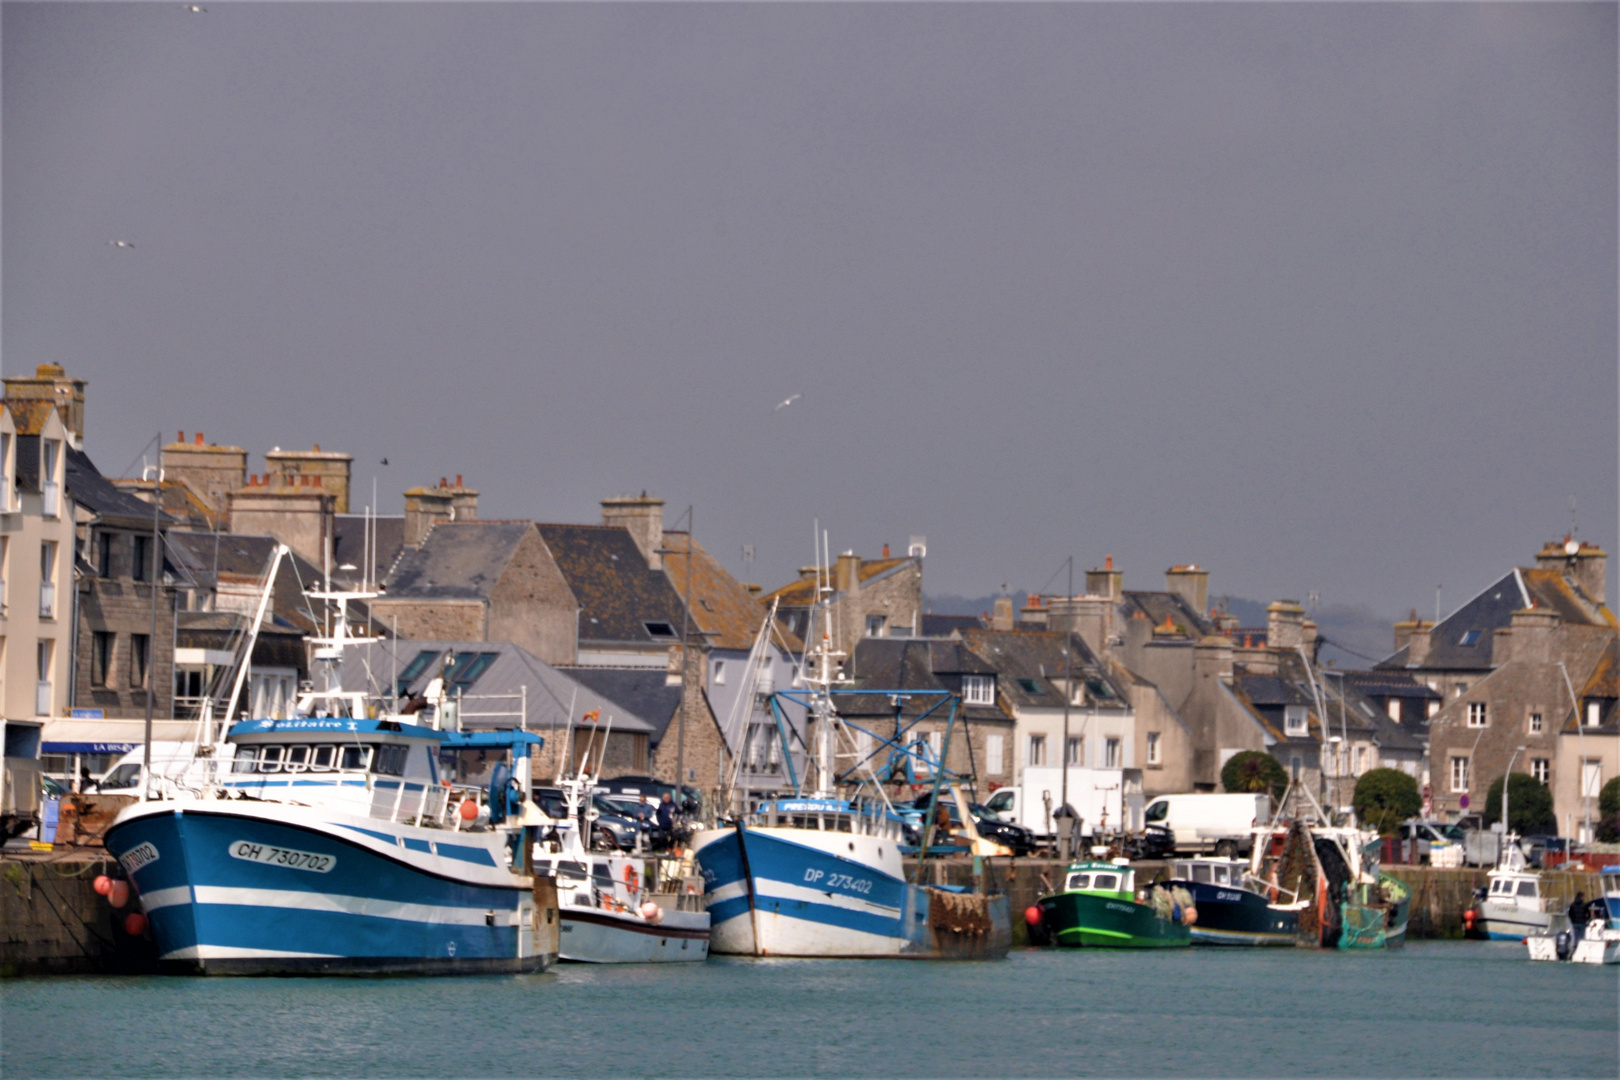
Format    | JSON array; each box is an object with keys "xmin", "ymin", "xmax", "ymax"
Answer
[
  {"xmin": 597, "ymin": 794, "xmax": 674, "ymax": 849},
  {"xmin": 597, "ymin": 775, "xmax": 703, "ymax": 816},
  {"xmin": 901, "ymin": 793, "xmax": 1037, "ymax": 856},
  {"xmin": 531, "ymin": 786, "xmax": 652, "ymax": 851}
]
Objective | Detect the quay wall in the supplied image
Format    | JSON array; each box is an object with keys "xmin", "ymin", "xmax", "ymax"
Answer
[
  {"xmin": 1, "ymin": 855, "xmax": 158, "ymax": 976},
  {"xmin": 904, "ymin": 858, "xmax": 1603, "ymax": 943}
]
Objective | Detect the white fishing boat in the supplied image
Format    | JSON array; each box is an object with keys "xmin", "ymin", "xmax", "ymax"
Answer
[
  {"xmin": 534, "ymin": 768, "xmax": 710, "ymax": 963},
  {"xmin": 1526, "ymin": 865, "xmax": 1620, "ymax": 965},
  {"xmin": 104, "ymin": 547, "xmax": 559, "ymax": 975},
  {"xmin": 1464, "ymin": 835, "xmax": 1555, "ymax": 941}
]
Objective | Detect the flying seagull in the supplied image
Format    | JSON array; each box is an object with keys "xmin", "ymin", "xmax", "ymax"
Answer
[
  {"xmin": 774, "ymin": 393, "xmax": 801, "ymax": 412},
  {"xmin": 380, "ymin": 457, "xmax": 389, "ymax": 466},
  {"xmin": 183, "ymin": 4, "xmax": 206, "ymax": 12},
  {"xmin": 108, "ymin": 240, "xmax": 134, "ymax": 249}
]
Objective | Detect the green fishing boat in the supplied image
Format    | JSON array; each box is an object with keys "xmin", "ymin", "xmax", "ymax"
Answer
[{"xmin": 1036, "ymin": 860, "xmax": 1192, "ymax": 948}]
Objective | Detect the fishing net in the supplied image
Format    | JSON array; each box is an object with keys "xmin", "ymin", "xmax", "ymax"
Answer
[
  {"xmin": 927, "ymin": 888, "xmax": 992, "ymax": 936},
  {"xmin": 1338, "ymin": 901, "xmax": 1387, "ymax": 950}
]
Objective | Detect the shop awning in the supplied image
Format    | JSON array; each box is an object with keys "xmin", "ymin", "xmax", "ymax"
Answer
[{"xmin": 41, "ymin": 718, "xmax": 200, "ymax": 754}]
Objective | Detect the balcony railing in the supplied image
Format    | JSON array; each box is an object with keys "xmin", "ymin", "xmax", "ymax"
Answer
[
  {"xmin": 35, "ymin": 680, "xmax": 51, "ymax": 717},
  {"xmin": 42, "ymin": 481, "xmax": 59, "ymax": 517},
  {"xmin": 39, "ymin": 582, "xmax": 54, "ymax": 619}
]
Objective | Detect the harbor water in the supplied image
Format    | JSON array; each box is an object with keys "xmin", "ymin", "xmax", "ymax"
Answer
[{"xmin": 3, "ymin": 942, "xmax": 1615, "ymax": 1077}]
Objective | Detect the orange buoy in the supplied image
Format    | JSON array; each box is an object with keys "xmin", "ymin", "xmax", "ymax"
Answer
[
  {"xmin": 459, "ymin": 799, "xmax": 478, "ymax": 822},
  {"xmin": 108, "ymin": 880, "xmax": 130, "ymax": 909},
  {"xmin": 1025, "ymin": 905, "xmax": 1042, "ymax": 927},
  {"xmin": 1183, "ymin": 906, "xmax": 1199, "ymax": 926},
  {"xmin": 93, "ymin": 875, "xmax": 113, "ymax": 896},
  {"xmin": 123, "ymin": 912, "xmax": 148, "ymax": 937}
]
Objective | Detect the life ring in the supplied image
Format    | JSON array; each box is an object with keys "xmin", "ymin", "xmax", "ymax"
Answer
[{"xmin": 623, "ymin": 864, "xmax": 639, "ymax": 895}]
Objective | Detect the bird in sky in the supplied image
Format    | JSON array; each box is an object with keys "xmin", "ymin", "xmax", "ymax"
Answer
[
  {"xmin": 774, "ymin": 393, "xmax": 801, "ymax": 412},
  {"xmin": 380, "ymin": 457, "xmax": 389, "ymax": 466},
  {"xmin": 183, "ymin": 4, "xmax": 206, "ymax": 12},
  {"xmin": 108, "ymin": 240, "xmax": 134, "ymax": 249}
]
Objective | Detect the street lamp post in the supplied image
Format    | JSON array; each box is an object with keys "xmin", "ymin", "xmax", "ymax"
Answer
[{"xmin": 1502, "ymin": 744, "xmax": 1527, "ymax": 840}]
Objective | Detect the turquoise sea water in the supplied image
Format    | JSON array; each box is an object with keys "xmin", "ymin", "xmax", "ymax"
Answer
[{"xmin": 2, "ymin": 942, "xmax": 1616, "ymax": 1078}]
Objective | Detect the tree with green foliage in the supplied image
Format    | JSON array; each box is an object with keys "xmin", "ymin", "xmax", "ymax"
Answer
[
  {"xmin": 1598, "ymin": 777, "xmax": 1620, "ymax": 843},
  {"xmin": 1221, "ymin": 751, "xmax": 1288, "ymax": 802},
  {"xmin": 1351, "ymin": 769, "xmax": 1422, "ymax": 834},
  {"xmin": 1484, "ymin": 772, "xmax": 1556, "ymax": 836}
]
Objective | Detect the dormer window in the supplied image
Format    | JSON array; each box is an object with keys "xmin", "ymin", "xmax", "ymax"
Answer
[
  {"xmin": 1284, "ymin": 705, "xmax": 1308, "ymax": 736},
  {"xmin": 644, "ymin": 621, "xmax": 677, "ymax": 639},
  {"xmin": 962, "ymin": 675, "xmax": 994, "ymax": 706}
]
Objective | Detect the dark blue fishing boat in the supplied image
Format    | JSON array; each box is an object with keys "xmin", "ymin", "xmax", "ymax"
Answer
[{"xmin": 1164, "ymin": 857, "xmax": 1303, "ymax": 946}]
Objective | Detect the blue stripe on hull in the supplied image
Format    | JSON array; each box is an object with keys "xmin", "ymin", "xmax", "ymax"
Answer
[{"xmin": 106, "ymin": 809, "xmax": 535, "ymax": 975}]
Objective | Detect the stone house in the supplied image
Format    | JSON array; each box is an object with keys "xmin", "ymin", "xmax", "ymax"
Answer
[
  {"xmin": 1556, "ymin": 638, "xmax": 1619, "ymax": 841},
  {"xmin": 763, "ymin": 548, "xmax": 924, "ymax": 649},
  {"xmin": 1417, "ymin": 541, "xmax": 1616, "ymax": 837},
  {"xmin": 0, "ymin": 367, "xmax": 80, "ymax": 730}
]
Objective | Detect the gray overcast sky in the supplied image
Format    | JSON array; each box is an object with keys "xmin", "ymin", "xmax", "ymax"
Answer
[{"xmin": 5, "ymin": 2, "xmax": 1615, "ymax": 625}]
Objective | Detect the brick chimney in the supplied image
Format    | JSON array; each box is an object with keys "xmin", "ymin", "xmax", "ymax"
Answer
[
  {"xmin": 601, "ymin": 493, "xmax": 665, "ymax": 570},
  {"xmin": 1266, "ymin": 600, "xmax": 1306, "ymax": 651},
  {"xmin": 1165, "ymin": 564, "xmax": 1209, "ymax": 614},
  {"xmin": 1020, "ymin": 593, "xmax": 1048, "ymax": 627}
]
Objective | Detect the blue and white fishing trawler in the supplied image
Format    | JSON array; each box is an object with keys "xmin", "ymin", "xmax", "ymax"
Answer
[
  {"xmin": 691, "ymin": 575, "xmax": 1010, "ymax": 959},
  {"xmin": 104, "ymin": 547, "xmax": 559, "ymax": 975}
]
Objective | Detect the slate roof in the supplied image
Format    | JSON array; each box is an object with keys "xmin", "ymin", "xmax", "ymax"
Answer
[
  {"xmin": 835, "ymin": 638, "xmax": 1009, "ymax": 725},
  {"xmin": 166, "ymin": 530, "xmax": 365, "ymax": 636},
  {"xmin": 384, "ymin": 521, "xmax": 532, "ymax": 600},
  {"xmin": 340, "ymin": 639, "xmax": 655, "ymax": 736},
  {"xmin": 920, "ymin": 613, "xmax": 984, "ymax": 637},
  {"xmin": 1121, "ymin": 591, "xmax": 1214, "ymax": 638},
  {"xmin": 333, "ymin": 514, "xmax": 405, "ymax": 586},
  {"xmin": 536, "ymin": 524, "xmax": 689, "ymax": 646},
  {"xmin": 560, "ymin": 668, "xmax": 684, "ymax": 744},
  {"xmin": 1380, "ymin": 565, "xmax": 1615, "ymax": 671},
  {"xmin": 958, "ymin": 629, "xmax": 1128, "ymax": 711},
  {"xmin": 659, "ymin": 531, "xmax": 778, "ymax": 652},
  {"xmin": 1342, "ymin": 669, "xmax": 1441, "ymax": 701},
  {"xmin": 1225, "ymin": 654, "xmax": 1424, "ymax": 753},
  {"xmin": 176, "ymin": 611, "xmax": 307, "ymax": 671},
  {"xmin": 67, "ymin": 447, "xmax": 176, "ymax": 527}
]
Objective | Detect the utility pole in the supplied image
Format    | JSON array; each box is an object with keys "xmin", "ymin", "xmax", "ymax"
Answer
[
  {"xmin": 140, "ymin": 444, "xmax": 162, "ymax": 800},
  {"xmin": 1061, "ymin": 556, "xmax": 1073, "ymax": 859}
]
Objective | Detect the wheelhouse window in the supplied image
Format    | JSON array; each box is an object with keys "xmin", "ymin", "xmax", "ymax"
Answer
[
  {"xmin": 283, "ymin": 745, "xmax": 310, "ymax": 772},
  {"xmin": 1192, "ymin": 864, "xmax": 1213, "ymax": 883},
  {"xmin": 258, "ymin": 746, "xmax": 285, "ymax": 773},
  {"xmin": 962, "ymin": 675, "xmax": 994, "ymax": 706},
  {"xmin": 372, "ymin": 744, "xmax": 409, "ymax": 776},
  {"xmin": 233, "ymin": 747, "xmax": 259, "ymax": 773},
  {"xmin": 340, "ymin": 745, "xmax": 373, "ymax": 771},
  {"xmin": 1092, "ymin": 873, "xmax": 1118, "ymax": 891},
  {"xmin": 1066, "ymin": 873, "xmax": 1091, "ymax": 890},
  {"xmin": 311, "ymin": 745, "xmax": 336, "ymax": 771},
  {"xmin": 1467, "ymin": 702, "xmax": 1487, "ymax": 728}
]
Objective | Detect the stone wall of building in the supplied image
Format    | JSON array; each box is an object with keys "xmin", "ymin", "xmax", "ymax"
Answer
[
  {"xmin": 367, "ymin": 598, "xmax": 486, "ymax": 643},
  {"xmin": 74, "ymin": 568, "xmax": 176, "ymax": 720},
  {"xmin": 488, "ymin": 528, "xmax": 579, "ymax": 666}
]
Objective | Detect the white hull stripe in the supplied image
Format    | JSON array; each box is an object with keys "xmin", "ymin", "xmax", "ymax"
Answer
[
  {"xmin": 139, "ymin": 885, "xmax": 193, "ymax": 912},
  {"xmin": 161, "ymin": 944, "xmax": 338, "ymax": 961},
  {"xmin": 752, "ymin": 878, "xmax": 902, "ymax": 917},
  {"xmin": 192, "ymin": 885, "xmax": 507, "ymax": 926}
]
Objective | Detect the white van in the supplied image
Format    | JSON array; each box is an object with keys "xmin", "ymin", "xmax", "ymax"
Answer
[
  {"xmin": 983, "ymin": 767, "xmax": 1141, "ymax": 840},
  {"xmin": 97, "ymin": 742, "xmax": 230, "ymax": 796},
  {"xmin": 1140, "ymin": 793, "xmax": 1270, "ymax": 856}
]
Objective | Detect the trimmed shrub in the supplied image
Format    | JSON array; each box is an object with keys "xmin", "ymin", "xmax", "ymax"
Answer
[
  {"xmin": 1598, "ymin": 776, "xmax": 1620, "ymax": 843},
  {"xmin": 1483, "ymin": 772, "xmax": 1556, "ymax": 836},
  {"xmin": 1352, "ymin": 768, "xmax": 1422, "ymax": 835},
  {"xmin": 1222, "ymin": 751, "xmax": 1288, "ymax": 802}
]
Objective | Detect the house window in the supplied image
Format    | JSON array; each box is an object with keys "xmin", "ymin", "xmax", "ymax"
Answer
[
  {"xmin": 132, "ymin": 535, "xmax": 151, "ymax": 583},
  {"xmin": 962, "ymin": 675, "xmax": 994, "ymax": 706},
  {"xmin": 0, "ymin": 432, "xmax": 11, "ymax": 509},
  {"xmin": 1586, "ymin": 701, "xmax": 1603, "ymax": 728},
  {"xmin": 1459, "ymin": 630, "xmax": 1481, "ymax": 646},
  {"xmin": 38, "ymin": 541, "xmax": 56, "ymax": 618},
  {"xmin": 0, "ymin": 536, "xmax": 8, "ymax": 611},
  {"xmin": 1353, "ymin": 746, "xmax": 1366, "ymax": 775},
  {"xmin": 1065, "ymin": 737, "xmax": 1082, "ymax": 766},
  {"xmin": 36, "ymin": 639, "xmax": 54, "ymax": 716},
  {"xmin": 1454, "ymin": 682, "xmax": 1468, "ymax": 698},
  {"xmin": 1028, "ymin": 735, "xmax": 1047, "ymax": 767},
  {"xmin": 1528, "ymin": 712, "xmax": 1543, "ymax": 734},
  {"xmin": 41, "ymin": 439, "xmax": 60, "ymax": 516},
  {"xmin": 91, "ymin": 632, "xmax": 114, "ymax": 688},
  {"xmin": 1530, "ymin": 758, "xmax": 1550, "ymax": 785},
  {"xmin": 1450, "ymin": 756, "xmax": 1470, "ymax": 793},
  {"xmin": 1017, "ymin": 678, "xmax": 1041, "ymax": 694},
  {"xmin": 1466, "ymin": 702, "xmax": 1487, "ymax": 728},
  {"xmin": 1290, "ymin": 755, "xmax": 1302, "ymax": 780},
  {"xmin": 712, "ymin": 661, "xmax": 726, "ymax": 686},
  {"xmin": 96, "ymin": 532, "xmax": 114, "ymax": 578},
  {"xmin": 986, "ymin": 735, "xmax": 1004, "ymax": 776},
  {"xmin": 1386, "ymin": 699, "xmax": 1401, "ymax": 721},
  {"xmin": 1284, "ymin": 705, "xmax": 1308, "ymax": 736},
  {"xmin": 927, "ymin": 731, "xmax": 943, "ymax": 767},
  {"xmin": 1104, "ymin": 738, "xmax": 1121, "ymax": 769},
  {"xmin": 1146, "ymin": 732, "xmax": 1161, "ymax": 765},
  {"xmin": 1582, "ymin": 760, "xmax": 1603, "ymax": 799},
  {"xmin": 865, "ymin": 615, "xmax": 886, "ymax": 637},
  {"xmin": 129, "ymin": 634, "xmax": 150, "ymax": 690},
  {"xmin": 643, "ymin": 621, "xmax": 677, "ymax": 639},
  {"xmin": 1427, "ymin": 699, "xmax": 1440, "ymax": 719}
]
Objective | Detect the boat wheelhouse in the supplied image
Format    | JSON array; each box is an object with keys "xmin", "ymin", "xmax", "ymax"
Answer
[
  {"xmin": 1165, "ymin": 856, "xmax": 1302, "ymax": 946},
  {"xmin": 1466, "ymin": 839, "xmax": 1554, "ymax": 941},
  {"xmin": 1035, "ymin": 860, "xmax": 1192, "ymax": 949}
]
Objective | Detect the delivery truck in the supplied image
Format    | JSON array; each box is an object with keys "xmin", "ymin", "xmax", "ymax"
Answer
[
  {"xmin": 1140, "ymin": 792, "xmax": 1270, "ymax": 856},
  {"xmin": 981, "ymin": 766, "xmax": 1142, "ymax": 844}
]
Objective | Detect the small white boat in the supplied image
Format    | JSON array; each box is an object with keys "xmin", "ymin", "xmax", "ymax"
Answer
[
  {"xmin": 1466, "ymin": 836, "xmax": 1554, "ymax": 941},
  {"xmin": 1526, "ymin": 865, "xmax": 1620, "ymax": 965},
  {"xmin": 536, "ymin": 772, "xmax": 709, "ymax": 963}
]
